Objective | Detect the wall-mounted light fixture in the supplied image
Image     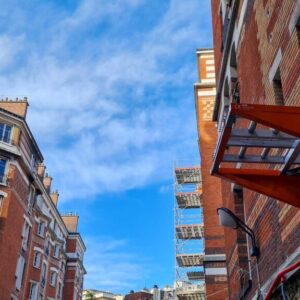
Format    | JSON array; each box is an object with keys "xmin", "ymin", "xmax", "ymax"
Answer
[{"xmin": 217, "ymin": 207, "xmax": 260, "ymax": 257}]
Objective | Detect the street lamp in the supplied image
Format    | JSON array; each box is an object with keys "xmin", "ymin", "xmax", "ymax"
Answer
[{"xmin": 217, "ymin": 207, "xmax": 260, "ymax": 257}]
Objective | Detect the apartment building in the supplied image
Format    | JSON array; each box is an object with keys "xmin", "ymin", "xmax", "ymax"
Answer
[
  {"xmin": 0, "ymin": 98, "xmax": 86, "ymax": 300},
  {"xmin": 194, "ymin": 0, "xmax": 300, "ymax": 299},
  {"xmin": 194, "ymin": 49, "xmax": 229, "ymax": 300}
]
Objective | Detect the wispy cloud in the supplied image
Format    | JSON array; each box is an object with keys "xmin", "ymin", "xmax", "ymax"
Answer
[
  {"xmin": 84, "ymin": 236, "xmax": 151, "ymax": 292},
  {"xmin": 0, "ymin": 0, "xmax": 211, "ymax": 201}
]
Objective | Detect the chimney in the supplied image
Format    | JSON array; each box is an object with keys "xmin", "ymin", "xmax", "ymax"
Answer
[
  {"xmin": 50, "ymin": 190, "xmax": 59, "ymax": 206},
  {"xmin": 37, "ymin": 163, "xmax": 46, "ymax": 178},
  {"xmin": 0, "ymin": 97, "xmax": 29, "ymax": 118},
  {"xmin": 43, "ymin": 174, "xmax": 52, "ymax": 193},
  {"xmin": 61, "ymin": 213, "xmax": 79, "ymax": 233}
]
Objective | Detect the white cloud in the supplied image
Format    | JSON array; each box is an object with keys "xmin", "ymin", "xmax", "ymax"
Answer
[
  {"xmin": 0, "ymin": 0, "xmax": 210, "ymax": 201},
  {"xmin": 0, "ymin": 34, "xmax": 24, "ymax": 70},
  {"xmin": 84, "ymin": 236, "xmax": 151, "ymax": 291}
]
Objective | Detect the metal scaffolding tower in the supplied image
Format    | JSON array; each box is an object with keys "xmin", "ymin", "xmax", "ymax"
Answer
[{"xmin": 174, "ymin": 163, "xmax": 206, "ymax": 300}]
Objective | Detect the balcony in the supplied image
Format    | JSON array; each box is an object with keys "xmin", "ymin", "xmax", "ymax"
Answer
[{"xmin": 212, "ymin": 103, "xmax": 300, "ymax": 208}]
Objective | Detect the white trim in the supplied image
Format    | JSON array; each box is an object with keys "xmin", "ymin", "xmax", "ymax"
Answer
[
  {"xmin": 0, "ymin": 190, "xmax": 7, "ymax": 197},
  {"xmin": 201, "ymin": 78, "xmax": 216, "ymax": 84},
  {"xmin": 205, "ymin": 267, "xmax": 227, "ymax": 275},
  {"xmin": 205, "ymin": 59, "xmax": 215, "ymax": 65},
  {"xmin": 268, "ymin": 49, "xmax": 282, "ymax": 82},
  {"xmin": 201, "ymin": 54, "xmax": 214, "ymax": 59},
  {"xmin": 288, "ymin": 0, "xmax": 300, "ymax": 35},
  {"xmin": 23, "ymin": 214, "xmax": 33, "ymax": 227},
  {"xmin": 33, "ymin": 246, "xmax": 43, "ymax": 253},
  {"xmin": 198, "ymin": 90, "xmax": 217, "ymax": 97},
  {"xmin": 206, "ymin": 72, "xmax": 216, "ymax": 78},
  {"xmin": 50, "ymin": 267, "xmax": 59, "ymax": 273},
  {"xmin": 206, "ymin": 66, "xmax": 215, "ymax": 71}
]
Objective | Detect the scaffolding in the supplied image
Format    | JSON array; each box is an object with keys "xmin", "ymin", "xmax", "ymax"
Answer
[{"xmin": 174, "ymin": 162, "xmax": 206, "ymax": 300}]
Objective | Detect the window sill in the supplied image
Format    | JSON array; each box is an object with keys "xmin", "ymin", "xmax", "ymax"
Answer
[{"xmin": 33, "ymin": 265, "xmax": 41, "ymax": 270}]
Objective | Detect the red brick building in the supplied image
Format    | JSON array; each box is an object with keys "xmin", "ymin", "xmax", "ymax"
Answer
[
  {"xmin": 194, "ymin": 49, "xmax": 229, "ymax": 300},
  {"xmin": 0, "ymin": 98, "xmax": 86, "ymax": 300},
  {"xmin": 194, "ymin": 0, "xmax": 300, "ymax": 299}
]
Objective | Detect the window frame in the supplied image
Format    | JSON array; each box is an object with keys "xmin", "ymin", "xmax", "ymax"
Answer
[
  {"xmin": 0, "ymin": 122, "xmax": 12, "ymax": 144},
  {"xmin": 33, "ymin": 251, "xmax": 41, "ymax": 269},
  {"xmin": 29, "ymin": 281, "xmax": 39, "ymax": 300}
]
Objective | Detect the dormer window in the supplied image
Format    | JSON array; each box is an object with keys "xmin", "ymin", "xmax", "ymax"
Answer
[{"xmin": 0, "ymin": 123, "xmax": 12, "ymax": 143}]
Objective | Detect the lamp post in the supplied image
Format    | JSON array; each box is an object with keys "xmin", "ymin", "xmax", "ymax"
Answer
[{"xmin": 217, "ymin": 207, "xmax": 260, "ymax": 257}]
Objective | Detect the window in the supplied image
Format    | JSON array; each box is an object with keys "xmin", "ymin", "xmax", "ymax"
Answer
[
  {"xmin": 37, "ymin": 221, "xmax": 45, "ymax": 237},
  {"xmin": 21, "ymin": 221, "xmax": 31, "ymax": 250},
  {"xmin": 45, "ymin": 240, "xmax": 50, "ymax": 256},
  {"xmin": 28, "ymin": 185, "xmax": 36, "ymax": 213},
  {"xmin": 0, "ymin": 158, "xmax": 7, "ymax": 183},
  {"xmin": 50, "ymin": 271, "xmax": 57, "ymax": 287},
  {"xmin": 57, "ymin": 281, "xmax": 62, "ymax": 299},
  {"xmin": 33, "ymin": 251, "xmax": 41, "ymax": 268},
  {"xmin": 0, "ymin": 195, "xmax": 4, "ymax": 214},
  {"xmin": 29, "ymin": 282, "xmax": 38, "ymax": 300},
  {"xmin": 41, "ymin": 262, "xmax": 47, "ymax": 288},
  {"xmin": 296, "ymin": 17, "xmax": 300, "ymax": 46},
  {"xmin": 0, "ymin": 123, "xmax": 12, "ymax": 143},
  {"xmin": 273, "ymin": 68, "xmax": 284, "ymax": 105},
  {"xmin": 15, "ymin": 255, "xmax": 26, "ymax": 290},
  {"xmin": 53, "ymin": 244, "xmax": 60, "ymax": 258}
]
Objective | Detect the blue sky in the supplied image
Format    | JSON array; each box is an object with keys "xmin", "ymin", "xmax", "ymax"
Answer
[{"xmin": 0, "ymin": 0, "xmax": 212, "ymax": 293}]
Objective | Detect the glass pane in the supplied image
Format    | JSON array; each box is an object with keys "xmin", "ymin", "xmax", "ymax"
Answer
[
  {"xmin": 0, "ymin": 123, "xmax": 4, "ymax": 141},
  {"xmin": 0, "ymin": 159, "xmax": 6, "ymax": 182},
  {"xmin": 3, "ymin": 125, "xmax": 11, "ymax": 143}
]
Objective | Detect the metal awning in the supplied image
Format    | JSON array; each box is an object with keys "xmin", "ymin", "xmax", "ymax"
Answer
[
  {"xmin": 176, "ymin": 192, "xmax": 202, "ymax": 208},
  {"xmin": 176, "ymin": 224, "xmax": 204, "ymax": 239},
  {"xmin": 176, "ymin": 254, "xmax": 204, "ymax": 267},
  {"xmin": 211, "ymin": 104, "xmax": 300, "ymax": 208},
  {"xmin": 187, "ymin": 271, "xmax": 205, "ymax": 281},
  {"xmin": 175, "ymin": 167, "xmax": 202, "ymax": 184}
]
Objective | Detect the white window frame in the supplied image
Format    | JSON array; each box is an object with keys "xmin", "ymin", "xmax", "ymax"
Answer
[
  {"xmin": 29, "ymin": 281, "xmax": 39, "ymax": 300},
  {"xmin": 49, "ymin": 271, "xmax": 57, "ymax": 287},
  {"xmin": 0, "ymin": 157, "xmax": 8, "ymax": 185},
  {"xmin": 0, "ymin": 122, "xmax": 12, "ymax": 143},
  {"xmin": 53, "ymin": 244, "xmax": 60, "ymax": 258},
  {"xmin": 33, "ymin": 251, "xmax": 41, "ymax": 269},
  {"xmin": 27, "ymin": 185, "xmax": 36, "ymax": 213},
  {"xmin": 15, "ymin": 255, "xmax": 26, "ymax": 290},
  {"xmin": 21, "ymin": 220, "xmax": 31, "ymax": 251},
  {"xmin": 37, "ymin": 221, "xmax": 46, "ymax": 238},
  {"xmin": 0, "ymin": 195, "xmax": 4, "ymax": 214},
  {"xmin": 40, "ymin": 261, "xmax": 48, "ymax": 289}
]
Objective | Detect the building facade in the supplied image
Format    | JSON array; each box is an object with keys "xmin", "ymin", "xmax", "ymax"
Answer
[
  {"xmin": 194, "ymin": 49, "xmax": 229, "ymax": 300},
  {"xmin": 0, "ymin": 98, "xmax": 86, "ymax": 300},
  {"xmin": 195, "ymin": 0, "xmax": 300, "ymax": 299}
]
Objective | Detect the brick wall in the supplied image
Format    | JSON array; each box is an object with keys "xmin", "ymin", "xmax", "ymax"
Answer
[
  {"xmin": 195, "ymin": 50, "xmax": 229, "ymax": 299},
  {"xmin": 210, "ymin": 0, "xmax": 300, "ymax": 298}
]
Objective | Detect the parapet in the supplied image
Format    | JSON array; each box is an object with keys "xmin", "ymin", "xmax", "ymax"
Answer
[{"xmin": 0, "ymin": 97, "xmax": 29, "ymax": 118}]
